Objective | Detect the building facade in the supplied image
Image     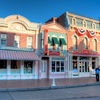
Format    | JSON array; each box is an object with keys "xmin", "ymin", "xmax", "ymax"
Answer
[
  {"xmin": 0, "ymin": 15, "xmax": 40, "ymax": 79},
  {"xmin": 39, "ymin": 19, "xmax": 68, "ymax": 79},
  {"xmin": 57, "ymin": 12, "xmax": 100, "ymax": 78}
]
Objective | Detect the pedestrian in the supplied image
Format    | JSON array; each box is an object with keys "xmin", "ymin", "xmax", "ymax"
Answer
[{"xmin": 95, "ymin": 67, "xmax": 99, "ymax": 82}]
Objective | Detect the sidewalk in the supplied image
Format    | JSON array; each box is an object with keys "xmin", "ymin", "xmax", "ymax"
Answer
[{"xmin": 0, "ymin": 77, "xmax": 100, "ymax": 91}]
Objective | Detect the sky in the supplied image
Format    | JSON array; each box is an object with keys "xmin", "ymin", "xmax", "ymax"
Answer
[{"xmin": 0, "ymin": 0, "xmax": 100, "ymax": 24}]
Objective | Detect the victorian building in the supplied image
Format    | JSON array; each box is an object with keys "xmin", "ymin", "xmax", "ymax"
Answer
[
  {"xmin": 0, "ymin": 15, "xmax": 40, "ymax": 79},
  {"xmin": 57, "ymin": 12, "xmax": 100, "ymax": 78},
  {"xmin": 39, "ymin": 18, "xmax": 68, "ymax": 79}
]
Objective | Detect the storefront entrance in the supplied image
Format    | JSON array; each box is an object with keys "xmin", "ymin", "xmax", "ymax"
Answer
[
  {"xmin": 41, "ymin": 61, "xmax": 47, "ymax": 78},
  {"xmin": 79, "ymin": 61, "xmax": 90, "ymax": 77},
  {"xmin": 72, "ymin": 56, "xmax": 97, "ymax": 77}
]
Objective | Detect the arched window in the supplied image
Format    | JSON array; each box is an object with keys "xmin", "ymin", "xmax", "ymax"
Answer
[
  {"xmin": 72, "ymin": 18, "xmax": 76, "ymax": 25},
  {"xmin": 94, "ymin": 39, "xmax": 97, "ymax": 51},
  {"xmin": 93, "ymin": 23, "xmax": 96, "ymax": 29},
  {"xmin": 84, "ymin": 37, "xmax": 88, "ymax": 49},
  {"xmin": 73, "ymin": 36, "xmax": 77, "ymax": 49},
  {"xmin": 83, "ymin": 21, "xmax": 86, "ymax": 27}
]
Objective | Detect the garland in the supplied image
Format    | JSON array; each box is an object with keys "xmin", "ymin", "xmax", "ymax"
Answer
[
  {"xmin": 75, "ymin": 28, "xmax": 86, "ymax": 35},
  {"xmin": 86, "ymin": 30, "xmax": 96, "ymax": 37}
]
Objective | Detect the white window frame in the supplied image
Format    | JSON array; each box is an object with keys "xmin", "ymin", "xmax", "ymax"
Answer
[
  {"xmin": 14, "ymin": 35, "xmax": 20, "ymax": 48},
  {"xmin": 27, "ymin": 36, "xmax": 32, "ymax": 48},
  {"xmin": 1, "ymin": 34, "xmax": 7, "ymax": 46}
]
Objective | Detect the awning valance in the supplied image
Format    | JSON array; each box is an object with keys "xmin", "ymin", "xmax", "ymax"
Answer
[
  {"xmin": 48, "ymin": 37, "xmax": 51, "ymax": 43},
  {"xmin": 52, "ymin": 37, "xmax": 59, "ymax": 44},
  {"xmin": 0, "ymin": 50, "xmax": 40, "ymax": 60},
  {"xmin": 59, "ymin": 38, "xmax": 66, "ymax": 45}
]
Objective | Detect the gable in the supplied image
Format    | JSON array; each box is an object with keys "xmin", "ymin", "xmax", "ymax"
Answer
[{"xmin": 41, "ymin": 22, "xmax": 67, "ymax": 33}]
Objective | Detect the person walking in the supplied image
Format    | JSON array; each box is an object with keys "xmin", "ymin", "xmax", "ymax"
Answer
[{"xmin": 96, "ymin": 67, "xmax": 99, "ymax": 82}]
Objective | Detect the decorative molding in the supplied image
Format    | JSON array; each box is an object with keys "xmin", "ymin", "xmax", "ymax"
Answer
[
  {"xmin": 71, "ymin": 33, "xmax": 79, "ymax": 39},
  {"xmin": 82, "ymin": 35, "xmax": 89, "ymax": 41},
  {"xmin": 92, "ymin": 37, "xmax": 98, "ymax": 42}
]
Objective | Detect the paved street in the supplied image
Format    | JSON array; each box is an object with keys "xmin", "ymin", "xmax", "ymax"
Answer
[{"xmin": 0, "ymin": 85, "xmax": 100, "ymax": 100}]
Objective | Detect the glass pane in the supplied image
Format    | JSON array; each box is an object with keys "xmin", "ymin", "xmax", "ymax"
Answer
[
  {"xmin": 0, "ymin": 60, "xmax": 7, "ymax": 73},
  {"xmin": 52, "ymin": 67, "xmax": 55, "ymax": 72},
  {"xmin": 56, "ymin": 61, "xmax": 60, "ymax": 66},
  {"xmin": 24, "ymin": 61, "xmax": 33, "ymax": 73},
  {"xmin": 41, "ymin": 62, "xmax": 44, "ymax": 72},
  {"xmin": 56, "ymin": 67, "xmax": 60, "ymax": 72},
  {"xmin": 61, "ymin": 67, "xmax": 64, "ymax": 72},
  {"xmin": 52, "ymin": 61, "xmax": 55, "ymax": 66},
  {"xmin": 61, "ymin": 61, "xmax": 64, "ymax": 66}
]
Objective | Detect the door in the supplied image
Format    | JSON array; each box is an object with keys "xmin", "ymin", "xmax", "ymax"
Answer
[
  {"xmin": 79, "ymin": 61, "xmax": 90, "ymax": 77},
  {"xmin": 41, "ymin": 61, "xmax": 47, "ymax": 78}
]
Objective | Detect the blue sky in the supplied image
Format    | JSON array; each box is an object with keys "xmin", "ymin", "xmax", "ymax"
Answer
[{"xmin": 0, "ymin": 0, "xmax": 100, "ymax": 24}]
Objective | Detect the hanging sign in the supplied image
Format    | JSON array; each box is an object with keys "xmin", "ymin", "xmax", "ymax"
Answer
[
  {"xmin": 86, "ymin": 30, "xmax": 96, "ymax": 37},
  {"xmin": 75, "ymin": 28, "xmax": 86, "ymax": 35},
  {"xmin": 49, "ymin": 51, "xmax": 60, "ymax": 56}
]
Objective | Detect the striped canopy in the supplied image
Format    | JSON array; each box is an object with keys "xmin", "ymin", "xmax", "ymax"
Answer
[{"xmin": 0, "ymin": 50, "xmax": 40, "ymax": 60}]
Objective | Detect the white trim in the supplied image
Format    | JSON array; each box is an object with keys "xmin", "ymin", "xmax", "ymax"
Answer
[
  {"xmin": 82, "ymin": 35, "xmax": 89, "ymax": 41},
  {"xmin": 71, "ymin": 33, "xmax": 79, "ymax": 39},
  {"xmin": 92, "ymin": 37, "xmax": 98, "ymax": 42}
]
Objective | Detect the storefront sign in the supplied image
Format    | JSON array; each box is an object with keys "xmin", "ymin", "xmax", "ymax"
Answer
[
  {"xmin": 82, "ymin": 50, "xmax": 90, "ymax": 54},
  {"xmin": 49, "ymin": 51, "xmax": 60, "ymax": 56}
]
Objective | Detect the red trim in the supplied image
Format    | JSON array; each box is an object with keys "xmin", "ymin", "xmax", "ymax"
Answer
[{"xmin": 44, "ymin": 29, "xmax": 48, "ymax": 55}]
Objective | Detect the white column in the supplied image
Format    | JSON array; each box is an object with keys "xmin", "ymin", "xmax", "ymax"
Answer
[
  {"xmin": 7, "ymin": 60, "xmax": 11, "ymax": 75},
  {"xmin": 77, "ymin": 57, "xmax": 79, "ymax": 74},
  {"xmin": 21, "ymin": 60, "xmax": 24, "ymax": 75}
]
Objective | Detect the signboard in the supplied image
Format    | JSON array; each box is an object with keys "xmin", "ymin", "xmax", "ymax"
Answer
[{"xmin": 49, "ymin": 51, "xmax": 60, "ymax": 56}]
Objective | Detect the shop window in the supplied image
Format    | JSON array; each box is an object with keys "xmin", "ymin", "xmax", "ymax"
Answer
[
  {"xmin": 27, "ymin": 37, "xmax": 32, "ymax": 48},
  {"xmin": 84, "ymin": 37, "xmax": 88, "ymax": 49},
  {"xmin": 52, "ymin": 61, "xmax": 64, "ymax": 72},
  {"xmin": 14, "ymin": 35, "xmax": 20, "ymax": 48},
  {"xmin": 24, "ymin": 61, "xmax": 33, "ymax": 74},
  {"xmin": 73, "ymin": 61, "xmax": 77, "ymax": 70},
  {"xmin": 1, "ymin": 34, "xmax": 7, "ymax": 46},
  {"xmin": 92, "ymin": 62, "xmax": 95, "ymax": 69},
  {"xmin": 11, "ymin": 60, "xmax": 20, "ymax": 73},
  {"xmin": 0, "ymin": 60, "xmax": 7, "ymax": 73},
  {"xmin": 73, "ymin": 36, "xmax": 77, "ymax": 49}
]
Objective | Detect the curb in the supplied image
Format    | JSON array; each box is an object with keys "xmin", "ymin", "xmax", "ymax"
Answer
[{"xmin": 0, "ymin": 82, "xmax": 100, "ymax": 92}]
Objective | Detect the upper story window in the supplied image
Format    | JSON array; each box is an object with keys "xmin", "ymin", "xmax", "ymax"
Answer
[
  {"xmin": 83, "ymin": 20, "xmax": 87, "ymax": 27},
  {"xmin": 72, "ymin": 18, "xmax": 76, "ymax": 25},
  {"xmin": 73, "ymin": 36, "xmax": 77, "ymax": 50},
  {"xmin": 59, "ymin": 38, "xmax": 66, "ymax": 51},
  {"xmin": 92, "ymin": 23, "xmax": 96, "ymax": 29},
  {"xmin": 1, "ymin": 34, "xmax": 7, "ymax": 46},
  {"xmin": 94, "ymin": 39, "xmax": 97, "ymax": 51},
  {"xmin": 14, "ymin": 35, "xmax": 20, "ymax": 48},
  {"xmin": 27, "ymin": 36, "xmax": 32, "ymax": 48},
  {"xmin": 84, "ymin": 37, "xmax": 88, "ymax": 49}
]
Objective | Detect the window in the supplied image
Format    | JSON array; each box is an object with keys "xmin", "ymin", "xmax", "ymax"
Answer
[
  {"xmin": 93, "ymin": 23, "xmax": 96, "ymax": 29},
  {"xmin": 14, "ymin": 35, "xmax": 20, "ymax": 47},
  {"xmin": 24, "ymin": 61, "xmax": 33, "ymax": 73},
  {"xmin": 73, "ymin": 56, "xmax": 77, "ymax": 71},
  {"xmin": 11, "ymin": 60, "xmax": 20, "ymax": 73},
  {"xmin": 51, "ymin": 61, "xmax": 64, "ymax": 72},
  {"xmin": 83, "ymin": 21, "xmax": 87, "ymax": 27},
  {"xmin": 94, "ymin": 39, "xmax": 97, "ymax": 51},
  {"xmin": 73, "ymin": 36, "xmax": 77, "ymax": 49},
  {"xmin": 59, "ymin": 38, "xmax": 66, "ymax": 51},
  {"xmin": 0, "ymin": 60, "xmax": 7, "ymax": 73},
  {"xmin": 84, "ymin": 37, "xmax": 88, "ymax": 49},
  {"xmin": 1, "ymin": 34, "xmax": 7, "ymax": 46},
  {"xmin": 27, "ymin": 37, "xmax": 32, "ymax": 48},
  {"xmin": 72, "ymin": 18, "xmax": 76, "ymax": 25}
]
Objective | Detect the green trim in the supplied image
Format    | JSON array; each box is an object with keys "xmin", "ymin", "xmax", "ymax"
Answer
[
  {"xmin": 48, "ymin": 37, "xmax": 51, "ymax": 43},
  {"xmin": 59, "ymin": 38, "xmax": 66, "ymax": 45},
  {"xmin": 52, "ymin": 37, "xmax": 59, "ymax": 44}
]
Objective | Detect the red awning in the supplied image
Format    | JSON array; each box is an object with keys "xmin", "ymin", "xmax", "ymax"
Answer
[{"xmin": 0, "ymin": 50, "xmax": 40, "ymax": 60}]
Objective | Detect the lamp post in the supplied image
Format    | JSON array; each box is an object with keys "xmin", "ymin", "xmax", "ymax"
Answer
[{"xmin": 52, "ymin": 71, "xmax": 56, "ymax": 86}]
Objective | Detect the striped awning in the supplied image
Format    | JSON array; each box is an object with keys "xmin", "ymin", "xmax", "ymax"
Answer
[{"xmin": 0, "ymin": 50, "xmax": 40, "ymax": 60}]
